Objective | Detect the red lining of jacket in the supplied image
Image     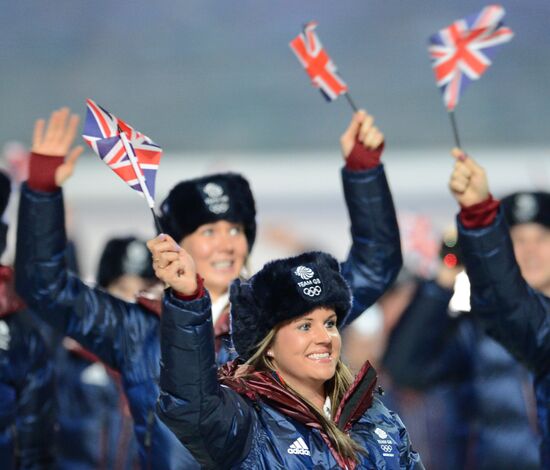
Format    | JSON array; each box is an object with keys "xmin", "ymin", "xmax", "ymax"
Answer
[{"xmin": 218, "ymin": 360, "xmax": 378, "ymax": 469}]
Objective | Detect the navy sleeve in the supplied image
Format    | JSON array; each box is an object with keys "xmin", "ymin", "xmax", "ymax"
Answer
[
  {"xmin": 340, "ymin": 166, "xmax": 402, "ymax": 326},
  {"xmin": 458, "ymin": 210, "xmax": 550, "ymax": 376},
  {"xmin": 157, "ymin": 291, "xmax": 256, "ymax": 468},
  {"xmin": 383, "ymin": 280, "xmax": 473, "ymax": 388},
  {"xmin": 15, "ymin": 320, "xmax": 56, "ymax": 469},
  {"xmin": 15, "ymin": 184, "xmax": 157, "ymax": 372}
]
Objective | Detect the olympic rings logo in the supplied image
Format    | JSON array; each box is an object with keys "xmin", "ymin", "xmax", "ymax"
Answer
[
  {"xmin": 303, "ymin": 286, "xmax": 322, "ymax": 297},
  {"xmin": 381, "ymin": 445, "xmax": 393, "ymax": 453}
]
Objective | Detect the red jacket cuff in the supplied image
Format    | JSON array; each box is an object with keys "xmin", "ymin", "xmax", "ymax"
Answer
[
  {"xmin": 27, "ymin": 152, "xmax": 64, "ymax": 192},
  {"xmin": 345, "ymin": 139, "xmax": 384, "ymax": 171},
  {"xmin": 459, "ymin": 194, "xmax": 501, "ymax": 229},
  {"xmin": 173, "ymin": 274, "xmax": 206, "ymax": 301}
]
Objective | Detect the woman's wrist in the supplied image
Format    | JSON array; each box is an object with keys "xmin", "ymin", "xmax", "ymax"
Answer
[{"xmin": 173, "ymin": 274, "xmax": 205, "ymax": 300}]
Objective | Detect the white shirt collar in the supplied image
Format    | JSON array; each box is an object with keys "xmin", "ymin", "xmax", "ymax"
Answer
[
  {"xmin": 323, "ymin": 395, "xmax": 332, "ymax": 420},
  {"xmin": 211, "ymin": 292, "xmax": 230, "ymax": 325}
]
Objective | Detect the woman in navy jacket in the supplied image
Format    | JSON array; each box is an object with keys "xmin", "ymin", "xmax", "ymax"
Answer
[{"xmin": 151, "ymin": 244, "xmax": 422, "ymax": 469}]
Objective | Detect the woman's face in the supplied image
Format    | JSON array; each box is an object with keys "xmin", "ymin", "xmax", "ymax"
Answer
[
  {"xmin": 181, "ymin": 220, "xmax": 248, "ymax": 299},
  {"xmin": 269, "ymin": 307, "xmax": 341, "ymax": 389}
]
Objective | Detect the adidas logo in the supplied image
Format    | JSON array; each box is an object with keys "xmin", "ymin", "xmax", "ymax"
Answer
[{"xmin": 287, "ymin": 437, "xmax": 311, "ymax": 456}]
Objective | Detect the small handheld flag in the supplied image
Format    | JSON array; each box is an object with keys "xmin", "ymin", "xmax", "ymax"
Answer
[
  {"xmin": 428, "ymin": 4, "xmax": 514, "ymax": 147},
  {"xmin": 290, "ymin": 21, "xmax": 357, "ymax": 111},
  {"xmin": 82, "ymin": 99, "xmax": 163, "ymax": 233}
]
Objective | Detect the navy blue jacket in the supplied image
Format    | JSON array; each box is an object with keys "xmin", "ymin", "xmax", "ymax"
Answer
[
  {"xmin": 458, "ymin": 210, "xmax": 550, "ymax": 468},
  {"xmin": 157, "ymin": 290, "xmax": 422, "ymax": 469},
  {"xmin": 55, "ymin": 345, "xmax": 139, "ymax": 470},
  {"xmin": 0, "ymin": 309, "xmax": 56, "ymax": 469},
  {"xmin": 384, "ymin": 280, "xmax": 539, "ymax": 469},
  {"xmin": 15, "ymin": 184, "xmax": 199, "ymax": 470},
  {"xmin": 15, "ymin": 164, "xmax": 401, "ymax": 468}
]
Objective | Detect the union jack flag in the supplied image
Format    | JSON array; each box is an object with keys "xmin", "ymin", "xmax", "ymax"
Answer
[
  {"xmin": 428, "ymin": 4, "xmax": 514, "ymax": 111},
  {"xmin": 289, "ymin": 21, "xmax": 348, "ymax": 101},
  {"xmin": 82, "ymin": 99, "xmax": 162, "ymax": 207}
]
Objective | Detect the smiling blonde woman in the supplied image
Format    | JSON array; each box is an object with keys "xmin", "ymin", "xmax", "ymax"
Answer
[{"xmin": 149, "ymin": 245, "xmax": 423, "ymax": 469}]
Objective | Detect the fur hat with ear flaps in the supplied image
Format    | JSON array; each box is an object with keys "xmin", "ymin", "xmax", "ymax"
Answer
[
  {"xmin": 159, "ymin": 172, "xmax": 256, "ymax": 249},
  {"xmin": 97, "ymin": 236, "xmax": 155, "ymax": 289},
  {"xmin": 230, "ymin": 251, "xmax": 352, "ymax": 360}
]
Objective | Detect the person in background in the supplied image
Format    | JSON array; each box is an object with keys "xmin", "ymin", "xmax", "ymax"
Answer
[
  {"xmin": 56, "ymin": 236, "xmax": 157, "ymax": 470},
  {"xmin": 382, "ymin": 216, "xmax": 540, "ymax": 470},
  {"xmin": 0, "ymin": 170, "xmax": 56, "ymax": 469},
  {"xmin": 448, "ymin": 148, "xmax": 550, "ymax": 468}
]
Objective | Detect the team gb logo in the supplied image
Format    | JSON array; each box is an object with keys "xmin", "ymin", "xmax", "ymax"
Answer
[
  {"xmin": 293, "ymin": 265, "xmax": 322, "ymax": 297},
  {"xmin": 202, "ymin": 183, "xmax": 229, "ymax": 214},
  {"xmin": 294, "ymin": 266, "xmax": 315, "ymax": 280}
]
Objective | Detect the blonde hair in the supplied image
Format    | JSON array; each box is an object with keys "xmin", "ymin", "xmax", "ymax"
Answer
[{"xmin": 245, "ymin": 327, "xmax": 366, "ymax": 464}]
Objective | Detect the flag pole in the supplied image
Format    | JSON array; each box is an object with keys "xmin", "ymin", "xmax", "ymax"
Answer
[
  {"xmin": 150, "ymin": 208, "xmax": 163, "ymax": 235},
  {"xmin": 345, "ymin": 92, "xmax": 358, "ymax": 113},
  {"xmin": 119, "ymin": 132, "xmax": 164, "ymax": 235},
  {"xmin": 448, "ymin": 110, "xmax": 462, "ymax": 149}
]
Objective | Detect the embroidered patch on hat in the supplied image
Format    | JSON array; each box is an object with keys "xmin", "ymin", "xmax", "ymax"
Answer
[
  {"xmin": 200, "ymin": 182, "xmax": 229, "ymax": 214},
  {"xmin": 292, "ymin": 264, "xmax": 323, "ymax": 299},
  {"xmin": 513, "ymin": 193, "xmax": 539, "ymax": 223}
]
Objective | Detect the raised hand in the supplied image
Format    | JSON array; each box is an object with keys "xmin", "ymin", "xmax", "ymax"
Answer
[
  {"xmin": 340, "ymin": 110, "xmax": 384, "ymax": 160},
  {"xmin": 147, "ymin": 234, "xmax": 198, "ymax": 296},
  {"xmin": 32, "ymin": 107, "xmax": 84, "ymax": 186},
  {"xmin": 448, "ymin": 148, "xmax": 490, "ymax": 207}
]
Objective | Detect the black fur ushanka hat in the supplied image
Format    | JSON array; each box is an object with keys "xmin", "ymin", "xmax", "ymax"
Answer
[
  {"xmin": 97, "ymin": 237, "xmax": 155, "ymax": 288},
  {"xmin": 159, "ymin": 173, "xmax": 256, "ymax": 249},
  {"xmin": 501, "ymin": 191, "xmax": 550, "ymax": 229},
  {"xmin": 230, "ymin": 251, "xmax": 352, "ymax": 360}
]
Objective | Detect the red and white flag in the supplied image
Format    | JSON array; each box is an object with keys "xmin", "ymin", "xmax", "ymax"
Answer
[
  {"xmin": 290, "ymin": 22, "xmax": 348, "ymax": 101},
  {"xmin": 428, "ymin": 4, "xmax": 514, "ymax": 111},
  {"xmin": 82, "ymin": 99, "xmax": 162, "ymax": 208}
]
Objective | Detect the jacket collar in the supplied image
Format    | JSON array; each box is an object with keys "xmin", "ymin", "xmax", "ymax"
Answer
[
  {"xmin": 218, "ymin": 360, "xmax": 378, "ymax": 469},
  {"xmin": 137, "ymin": 290, "xmax": 163, "ymax": 317}
]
